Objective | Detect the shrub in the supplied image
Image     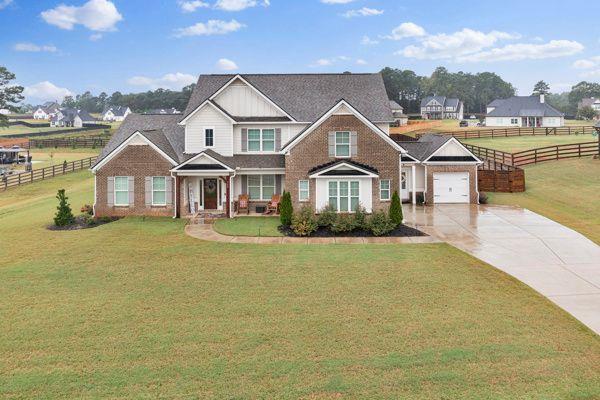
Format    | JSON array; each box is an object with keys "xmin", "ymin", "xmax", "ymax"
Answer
[
  {"xmin": 330, "ymin": 213, "xmax": 355, "ymax": 234},
  {"xmin": 80, "ymin": 204, "xmax": 93, "ymax": 215},
  {"xmin": 291, "ymin": 205, "xmax": 317, "ymax": 236},
  {"xmin": 279, "ymin": 191, "xmax": 293, "ymax": 226},
  {"xmin": 317, "ymin": 204, "xmax": 337, "ymax": 228},
  {"xmin": 389, "ymin": 190, "xmax": 403, "ymax": 226},
  {"xmin": 353, "ymin": 204, "xmax": 368, "ymax": 230},
  {"xmin": 479, "ymin": 191, "xmax": 488, "ymax": 204},
  {"xmin": 368, "ymin": 211, "xmax": 396, "ymax": 236},
  {"xmin": 54, "ymin": 189, "xmax": 75, "ymax": 227}
]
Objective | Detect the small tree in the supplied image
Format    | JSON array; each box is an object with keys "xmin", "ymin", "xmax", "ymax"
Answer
[
  {"xmin": 389, "ymin": 190, "xmax": 403, "ymax": 226},
  {"xmin": 279, "ymin": 191, "xmax": 293, "ymax": 226},
  {"xmin": 532, "ymin": 80, "xmax": 550, "ymax": 95},
  {"xmin": 54, "ymin": 189, "xmax": 75, "ymax": 226},
  {"xmin": 577, "ymin": 106, "xmax": 598, "ymax": 120}
]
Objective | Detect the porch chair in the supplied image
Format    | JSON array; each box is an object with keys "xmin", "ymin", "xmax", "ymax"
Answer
[
  {"xmin": 265, "ymin": 194, "xmax": 281, "ymax": 215},
  {"xmin": 238, "ymin": 194, "xmax": 250, "ymax": 215}
]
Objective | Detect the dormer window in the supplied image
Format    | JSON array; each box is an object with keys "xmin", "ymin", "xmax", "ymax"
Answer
[
  {"xmin": 335, "ymin": 131, "xmax": 350, "ymax": 157},
  {"xmin": 205, "ymin": 128, "xmax": 214, "ymax": 147}
]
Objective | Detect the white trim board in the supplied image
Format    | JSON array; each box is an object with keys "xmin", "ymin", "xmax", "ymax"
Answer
[
  {"xmin": 179, "ymin": 100, "xmax": 236, "ymax": 125},
  {"xmin": 171, "ymin": 151, "xmax": 234, "ymax": 172},
  {"xmin": 91, "ymin": 131, "xmax": 178, "ymax": 172},
  {"xmin": 309, "ymin": 161, "xmax": 379, "ymax": 179},
  {"xmin": 422, "ymin": 137, "xmax": 482, "ymax": 164}
]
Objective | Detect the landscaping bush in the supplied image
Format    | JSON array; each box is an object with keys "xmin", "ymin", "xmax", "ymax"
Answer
[
  {"xmin": 389, "ymin": 190, "xmax": 403, "ymax": 226},
  {"xmin": 291, "ymin": 205, "xmax": 317, "ymax": 236},
  {"xmin": 279, "ymin": 191, "xmax": 293, "ymax": 226},
  {"xmin": 330, "ymin": 213, "xmax": 355, "ymax": 234},
  {"xmin": 479, "ymin": 191, "xmax": 489, "ymax": 204},
  {"xmin": 368, "ymin": 211, "xmax": 396, "ymax": 236},
  {"xmin": 317, "ymin": 204, "xmax": 337, "ymax": 228},
  {"xmin": 80, "ymin": 204, "xmax": 93, "ymax": 215},
  {"xmin": 54, "ymin": 189, "xmax": 75, "ymax": 227},
  {"xmin": 353, "ymin": 204, "xmax": 368, "ymax": 230}
]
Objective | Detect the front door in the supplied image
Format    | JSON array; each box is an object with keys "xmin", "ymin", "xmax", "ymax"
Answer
[
  {"xmin": 203, "ymin": 179, "xmax": 218, "ymax": 210},
  {"xmin": 401, "ymin": 171, "xmax": 409, "ymax": 200}
]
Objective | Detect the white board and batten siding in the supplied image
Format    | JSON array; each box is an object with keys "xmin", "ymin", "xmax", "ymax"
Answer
[
  {"xmin": 314, "ymin": 178, "xmax": 373, "ymax": 213},
  {"xmin": 185, "ymin": 104, "xmax": 234, "ymax": 156},
  {"xmin": 214, "ymin": 82, "xmax": 285, "ymax": 117},
  {"xmin": 434, "ymin": 140, "xmax": 472, "ymax": 157}
]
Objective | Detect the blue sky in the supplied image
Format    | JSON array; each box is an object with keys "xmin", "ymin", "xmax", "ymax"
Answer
[{"xmin": 1, "ymin": 0, "xmax": 598, "ymax": 104}]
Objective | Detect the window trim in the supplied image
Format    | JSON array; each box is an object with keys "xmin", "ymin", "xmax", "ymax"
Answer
[
  {"xmin": 380, "ymin": 179, "xmax": 391, "ymax": 201},
  {"xmin": 204, "ymin": 126, "xmax": 215, "ymax": 148},
  {"xmin": 114, "ymin": 176, "xmax": 129, "ymax": 206},
  {"xmin": 247, "ymin": 174, "xmax": 277, "ymax": 201},
  {"xmin": 328, "ymin": 180, "xmax": 360, "ymax": 213},
  {"xmin": 247, "ymin": 128, "xmax": 276, "ymax": 152},
  {"xmin": 151, "ymin": 176, "xmax": 167, "ymax": 206},
  {"xmin": 298, "ymin": 180, "xmax": 309, "ymax": 202},
  {"xmin": 334, "ymin": 131, "xmax": 351, "ymax": 158}
]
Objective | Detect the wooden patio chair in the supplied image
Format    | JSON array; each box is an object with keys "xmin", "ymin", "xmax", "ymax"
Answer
[
  {"xmin": 265, "ymin": 194, "xmax": 281, "ymax": 214},
  {"xmin": 238, "ymin": 194, "xmax": 250, "ymax": 215}
]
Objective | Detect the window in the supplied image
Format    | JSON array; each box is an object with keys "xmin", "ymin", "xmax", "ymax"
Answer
[
  {"xmin": 247, "ymin": 129, "xmax": 276, "ymax": 152},
  {"xmin": 152, "ymin": 177, "xmax": 166, "ymax": 206},
  {"xmin": 204, "ymin": 128, "xmax": 214, "ymax": 147},
  {"xmin": 335, "ymin": 131, "xmax": 350, "ymax": 157},
  {"xmin": 380, "ymin": 179, "xmax": 391, "ymax": 201},
  {"xmin": 247, "ymin": 175, "xmax": 276, "ymax": 200},
  {"xmin": 328, "ymin": 180, "xmax": 359, "ymax": 212},
  {"xmin": 298, "ymin": 180, "xmax": 309, "ymax": 201},
  {"xmin": 114, "ymin": 176, "xmax": 129, "ymax": 206},
  {"xmin": 510, "ymin": 118, "xmax": 518, "ymax": 124}
]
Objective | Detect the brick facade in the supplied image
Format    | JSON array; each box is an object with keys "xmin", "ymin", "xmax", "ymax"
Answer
[
  {"xmin": 95, "ymin": 145, "xmax": 175, "ymax": 217},
  {"xmin": 424, "ymin": 164, "xmax": 479, "ymax": 204},
  {"xmin": 285, "ymin": 114, "xmax": 401, "ymax": 212}
]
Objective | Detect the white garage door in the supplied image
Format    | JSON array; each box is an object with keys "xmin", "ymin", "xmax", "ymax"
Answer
[{"xmin": 433, "ymin": 172, "xmax": 469, "ymax": 203}]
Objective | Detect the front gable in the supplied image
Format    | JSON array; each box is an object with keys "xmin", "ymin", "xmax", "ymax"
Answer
[
  {"xmin": 424, "ymin": 138, "xmax": 481, "ymax": 163},
  {"xmin": 184, "ymin": 102, "xmax": 234, "ymax": 156},
  {"xmin": 212, "ymin": 78, "xmax": 286, "ymax": 118}
]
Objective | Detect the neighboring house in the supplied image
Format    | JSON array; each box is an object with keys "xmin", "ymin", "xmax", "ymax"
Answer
[
  {"xmin": 420, "ymin": 96, "xmax": 464, "ymax": 120},
  {"xmin": 389, "ymin": 100, "xmax": 408, "ymax": 126},
  {"xmin": 102, "ymin": 106, "xmax": 131, "ymax": 122},
  {"xmin": 485, "ymin": 95, "xmax": 564, "ymax": 127},
  {"xmin": 33, "ymin": 102, "xmax": 61, "ymax": 120},
  {"xmin": 578, "ymin": 98, "xmax": 600, "ymax": 113},
  {"xmin": 145, "ymin": 108, "xmax": 180, "ymax": 115},
  {"xmin": 50, "ymin": 109, "xmax": 95, "ymax": 128},
  {"xmin": 91, "ymin": 73, "xmax": 482, "ymax": 219},
  {"xmin": 0, "ymin": 109, "xmax": 10, "ymax": 115}
]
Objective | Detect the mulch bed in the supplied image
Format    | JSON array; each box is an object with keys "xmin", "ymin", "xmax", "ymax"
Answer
[
  {"xmin": 47, "ymin": 215, "xmax": 121, "ymax": 231},
  {"xmin": 279, "ymin": 224, "xmax": 427, "ymax": 238}
]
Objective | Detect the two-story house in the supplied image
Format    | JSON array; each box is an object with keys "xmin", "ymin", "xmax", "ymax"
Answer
[
  {"xmin": 33, "ymin": 102, "xmax": 61, "ymax": 120},
  {"xmin": 91, "ymin": 73, "xmax": 481, "ymax": 219},
  {"xmin": 102, "ymin": 106, "xmax": 132, "ymax": 122},
  {"xmin": 420, "ymin": 96, "xmax": 464, "ymax": 120}
]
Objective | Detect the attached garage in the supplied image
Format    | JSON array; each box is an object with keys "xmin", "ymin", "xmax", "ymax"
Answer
[{"xmin": 433, "ymin": 172, "xmax": 470, "ymax": 203}]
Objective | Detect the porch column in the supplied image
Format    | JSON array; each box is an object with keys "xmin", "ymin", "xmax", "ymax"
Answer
[
  {"xmin": 225, "ymin": 175, "xmax": 231, "ymax": 218},
  {"xmin": 411, "ymin": 164, "xmax": 416, "ymax": 205},
  {"xmin": 175, "ymin": 174, "xmax": 181, "ymax": 218}
]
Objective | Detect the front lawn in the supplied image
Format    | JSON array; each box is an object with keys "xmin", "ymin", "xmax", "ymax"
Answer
[
  {"xmin": 11, "ymin": 148, "xmax": 100, "ymax": 171},
  {"xmin": 214, "ymin": 216, "xmax": 283, "ymax": 237},
  {"xmin": 462, "ymin": 134, "xmax": 596, "ymax": 153},
  {"xmin": 1, "ymin": 171, "xmax": 599, "ymax": 398},
  {"xmin": 489, "ymin": 158, "xmax": 600, "ymax": 244}
]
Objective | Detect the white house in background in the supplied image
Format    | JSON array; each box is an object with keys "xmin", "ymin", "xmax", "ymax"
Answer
[
  {"xmin": 485, "ymin": 95, "xmax": 564, "ymax": 127},
  {"xmin": 33, "ymin": 102, "xmax": 61, "ymax": 120},
  {"xmin": 144, "ymin": 108, "xmax": 180, "ymax": 115},
  {"xmin": 50, "ymin": 109, "xmax": 95, "ymax": 128},
  {"xmin": 420, "ymin": 96, "xmax": 464, "ymax": 120},
  {"xmin": 0, "ymin": 109, "xmax": 10, "ymax": 115},
  {"xmin": 389, "ymin": 100, "xmax": 408, "ymax": 126},
  {"xmin": 578, "ymin": 98, "xmax": 600, "ymax": 113},
  {"xmin": 102, "ymin": 106, "xmax": 131, "ymax": 122}
]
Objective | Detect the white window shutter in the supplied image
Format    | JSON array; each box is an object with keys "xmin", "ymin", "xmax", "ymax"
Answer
[
  {"xmin": 145, "ymin": 177, "xmax": 152, "ymax": 206},
  {"xmin": 350, "ymin": 131, "xmax": 358, "ymax": 157},
  {"xmin": 128, "ymin": 177, "xmax": 135, "ymax": 205},
  {"xmin": 328, "ymin": 132, "xmax": 335, "ymax": 157},
  {"xmin": 107, "ymin": 177, "xmax": 114, "ymax": 206},
  {"xmin": 165, "ymin": 177, "xmax": 173, "ymax": 205}
]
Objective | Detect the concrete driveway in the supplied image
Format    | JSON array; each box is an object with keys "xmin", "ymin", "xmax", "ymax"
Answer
[{"xmin": 404, "ymin": 204, "xmax": 600, "ymax": 335}]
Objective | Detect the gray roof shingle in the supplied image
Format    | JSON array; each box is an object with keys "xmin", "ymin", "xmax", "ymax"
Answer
[
  {"xmin": 394, "ymin": 133, "xmax": 454, "ymax": 161},
  {"xmin": 487, "ymin": 96, "xmax": 563, "ymax": 117},
  {"xmin": 184, "ymin": 73, "xmax": 393, "ymax": 122}
]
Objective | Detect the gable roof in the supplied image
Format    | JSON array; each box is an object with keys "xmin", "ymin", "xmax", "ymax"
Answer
[
  {"xmin": 421, "ymin": 96, "xmax": 446, "ymax": 107},
  {"xmin": 104, "ymin": 105, "xmax": 130, "ymax": 116},
  {"xmin": 308, "ymin": 160, "xmax": 379, "ymax": 177},
  {"xmin": 389, "ymin": 100, "xmax": 403, "ymax": 111},
  {"xmin": 486, "ymin": 96, "xmax": 564, "ymax": 117},
  {"xmin": 183, "ymin": 73, "xmax": 394, "ymax": 123},
  {"xmin": 394, "ymin": 133, "xmax": 457, "ymax": 161}
]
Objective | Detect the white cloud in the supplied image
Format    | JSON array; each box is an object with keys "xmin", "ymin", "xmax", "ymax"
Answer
[
  {"xmin": 384, "ymin": 22, "xmax": 426, "ymax": 40},
  {"xmin": 397, "ymin": 28, "xmax": 520, "ymax": 60},
  {"xmin": 179, "ymin": 0, "xmax": 209, "ymax": 12},
  {"xmin": 310, "ymin": 55, "xmax": 361, "ymax": 67},
  {"xmin": 14, "ymin": 43, "xmax": 58, "ymax": 52},
  {"xmin": 89, "ymin": 33, "xmax": 103, "ymax": 41},
  {"xmin": 214, "ymin": 0, "xmax": 269, "ymax": 11},
  {"xmin": 23, "ymin": 81, "xmax": 73, "ymax": 102},
  {"xmin": 572, "ymin": 56, "xmax": 600, "ymax": 69},
  {"xmin": 581, "ymin": 69, "xmax": 600, "ymax": 78},
  {"xmin": 0, "ymin": 0, "xmax": 13, "ymax": 10},
  {"xmin": 174, "ymin": 19, "xmax": 244, "ymax": 37},
  {"xmin": 321, "ymin": 0, "xmax": 355, "ymax": 3},
  {"xmin": 360, "ymin": 35, "xmax": 379, "ymax": 45},
  {"xmin": 216, "ymin": 58, "xmax": 238, "ymax": 71},
  {"xmin": 127, "ymin": 72, "xmax": 197, "ymax": 90},
  {"xmin": 356, "ymin": 59, "xmax": 367, "ymax": 65},
  {"xmin": 455, "ymin": 40, "xmax": 584, "ymax": 63},
  {"xmin": 342, "ymin": 7, "xmax": 383, "ymax": 18},
  {"xmin": 41, "ymin": 0, "xmax": 123, "ymax": 32}
]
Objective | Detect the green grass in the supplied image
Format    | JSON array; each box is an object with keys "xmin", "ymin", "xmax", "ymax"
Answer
[
  {"xmin": 10, "ymin": 148, "xmax": 100, "ymax": 171},
  {"xmin": 0, "ymin": 125, "xmax": 79, "ymax": 136},
  {"xmin": 214, "ymin": 216, "xmax": 283, "ymax": 236},
  {"xmin": 463, "ymin": 134, "xmax": 597, "ymax": 153},
  {"xmin": 0, "ymin": 171, "xmax": 599, "ymax": 398},
  {"xmin": 489, "ymin": 158, "xmax": 600, "ymax": 244}
]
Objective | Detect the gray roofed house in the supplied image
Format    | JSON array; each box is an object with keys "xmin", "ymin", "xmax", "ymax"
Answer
[
  {"xmin": 102, "ymin": 105, "xmax": 132, "ymax": 122},
  {"xmin": 50, "ymin": 108, "xmax": 95, "ymax": 128},
  {"xmin": 578, "ymin": 97, "xmax": 600, "ymax": 112},
  {"xmin": 420, "ymin": 96, "xmax": 464, "ymax": 120},
  {"xmin": 485, "ymin": 95, "xmax": 564, "ymax": 127}
]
